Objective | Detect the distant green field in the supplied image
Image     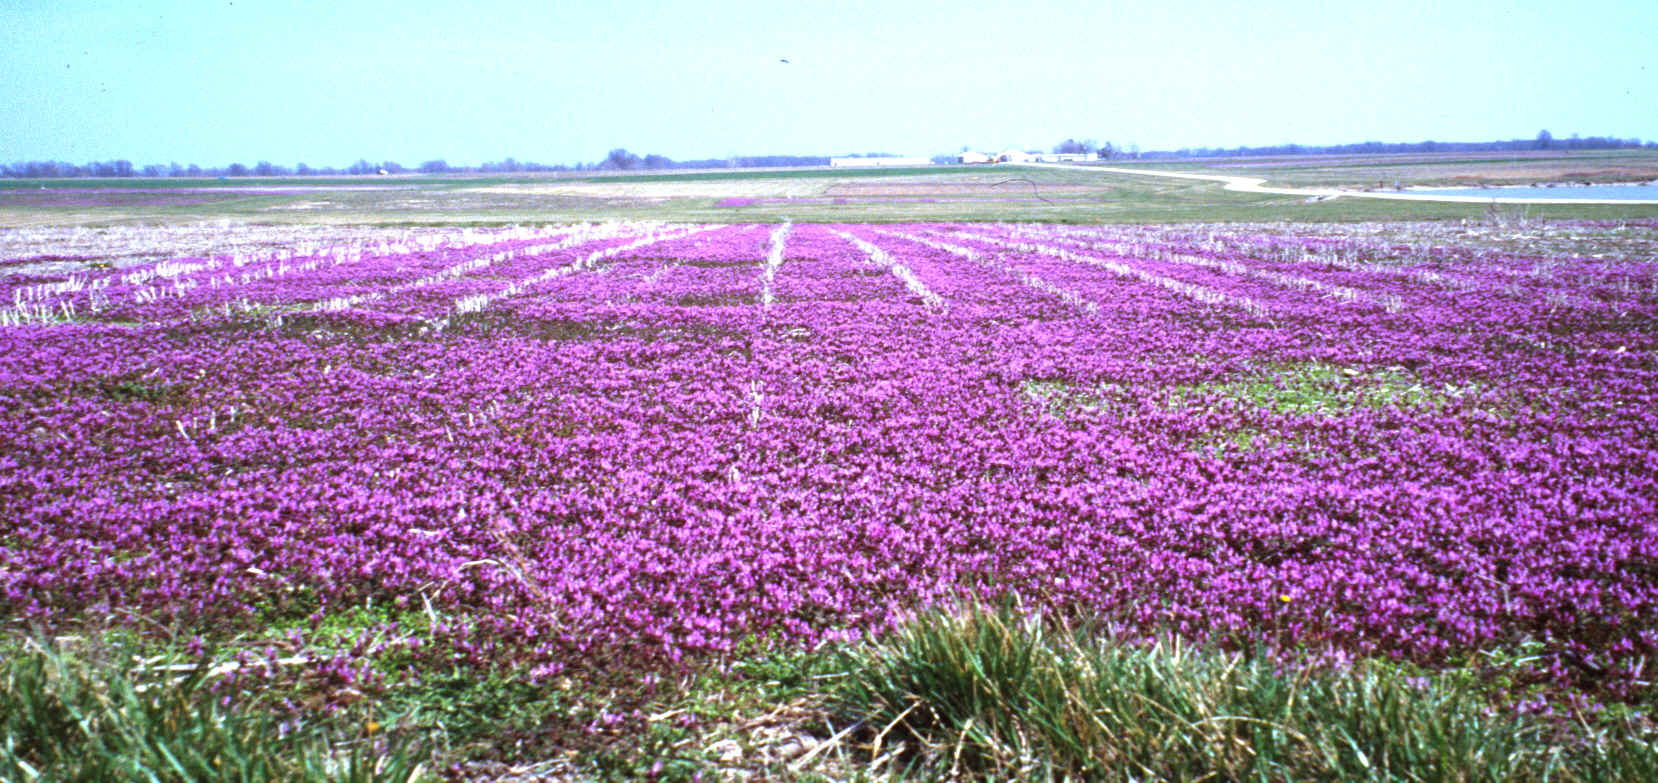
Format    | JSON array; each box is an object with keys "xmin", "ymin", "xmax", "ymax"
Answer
[
  {"xmin": 3, "ymin": 151, "xmax": 1656, "ymax": 227},
  {"xmin": 570, "ymin": 165, "xmax": 980, "ymax": 183}
]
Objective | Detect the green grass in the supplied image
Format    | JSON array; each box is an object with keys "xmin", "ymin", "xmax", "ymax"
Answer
[
  {"xmin": 1, "ymin": 635, "xmax": 431, "ymax": 783},
  {"xmin": 7, "ymin": 607, "xmax": 1657, "ymax": 781},
  {"xmin": 1176, "ymin": 362, "xmax": 1489, "ymax": 417},
  {"xmin": 830, "ymin": 601, "xmax": 1658, "ymax": 782},
  {"xmin": 1024, "ymin": 362, "xmax": 1507, "ymax": 460},
  {"xmin": 1021, "ymin": 361, "xmax": 1492, "ymax": 421},
  {"xmin": 1026, "ymin": 362, "xmax": 1496, "ymax": 419}
]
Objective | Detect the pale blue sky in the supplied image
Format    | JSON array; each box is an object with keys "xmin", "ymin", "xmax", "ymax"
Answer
[{"xmin": 2, "ymin": 0, "xmax": 1653, "ymax": 167}]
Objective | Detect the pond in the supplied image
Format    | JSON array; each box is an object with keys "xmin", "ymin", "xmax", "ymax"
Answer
[{"xmin": 1407, "ymin": 182, "xmax": 1658, "ymax": 201}]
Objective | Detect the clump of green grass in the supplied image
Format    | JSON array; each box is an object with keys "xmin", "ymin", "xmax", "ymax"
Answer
[
  {"xmin": 1179, "ymin": 362, "xmax": 1485, "ymax": 417},
  {"xmin": 1024, "ymin": 363, "xmax": 1504, "ymax": 460},
  {"xmin": 1, "ymin": 635, "xmax": 430, "ymax": 782},
  {"xmin": 832, "ymin": 601, "xmax": 1656, "ymax": 781},
  {"xmin": 1024, "ymin": 363, "xmax": 1491, "ymax": 421}
]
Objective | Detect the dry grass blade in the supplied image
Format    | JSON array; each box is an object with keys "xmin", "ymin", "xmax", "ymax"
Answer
[{"xmin": 787, "ymin": 718, "xmax": 866, "ymax": 772}]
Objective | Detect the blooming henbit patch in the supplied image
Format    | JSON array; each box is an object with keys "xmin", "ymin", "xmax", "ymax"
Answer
[{"xmin": 1, "ymin": 219, "xmax": 1655, "ymax": 702}]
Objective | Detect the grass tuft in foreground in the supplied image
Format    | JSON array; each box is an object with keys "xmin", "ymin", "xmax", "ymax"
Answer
[
  {"xmin": 1, "ymin": 635, "xmax": 430, "ymax": 783},
  {"xmin": 831, "ymin": 601, "xmax": 1657, "ymax": 781}
]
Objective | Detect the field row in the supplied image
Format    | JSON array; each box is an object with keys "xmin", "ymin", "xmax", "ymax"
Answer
[{"xmin": 5, "ymin": 221, "xmax": 1656, "ymax": 329}]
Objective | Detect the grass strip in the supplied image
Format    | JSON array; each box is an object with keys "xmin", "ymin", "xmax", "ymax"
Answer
[{"xmin": 831, "ymin": 601, "xmax": 1657, "ymax": 781}]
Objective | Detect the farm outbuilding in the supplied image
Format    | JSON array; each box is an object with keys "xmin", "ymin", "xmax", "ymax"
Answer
[
  {"xmin": 958, "ymin": 151, "xmax": 993, "ymax": 164},
  {"xmin": 997, "ymin": 151, "xmax": 1094, "ymax": 163}
]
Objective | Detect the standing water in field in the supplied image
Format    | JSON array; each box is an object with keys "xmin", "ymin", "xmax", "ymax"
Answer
[{"xmin": 1405, "ymin": 182, "xmax": 1658, "ymax": 201}]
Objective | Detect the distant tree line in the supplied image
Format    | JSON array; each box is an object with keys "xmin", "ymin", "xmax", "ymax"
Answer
[
  {"xmin": 2, "ymin": 150, "xmax": 836, "ymax": 179},
  {"xmin": 1139, "ymin": 131, "xmax": 1654, "ymax": 160},
  {"xmin": 5, "ymin": 133, "xmax": 1652, "ymax": 179},
  {"xmin": 0, "ymin": 158, "xmax": 536, "ymax": 179},
  {"xmin": 1052, "ymin": 139, "xmax": 1135, "ymax": 159},
  {"xmin": 593, "ymin": 149, "xmax": 833, "ymax": 171}
]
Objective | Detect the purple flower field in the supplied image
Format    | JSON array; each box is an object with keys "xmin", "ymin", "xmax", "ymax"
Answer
[{"xmin": 2, "ymin": 220, "xmax": 1654, "ymax": 696}]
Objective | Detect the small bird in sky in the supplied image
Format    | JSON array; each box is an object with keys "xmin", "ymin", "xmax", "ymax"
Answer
[{"xmin": 779, "ymin": 58, "xmax": 790, "ymax": 64}]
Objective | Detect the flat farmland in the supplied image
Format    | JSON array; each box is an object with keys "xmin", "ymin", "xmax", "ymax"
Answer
[
  {"xmin": 8, "ymin": 152, "xmax": 1658, "ymax": 228},
  {"xmin": 4, "ymin": 219, "xmax": 1657, "ymax": 776}
]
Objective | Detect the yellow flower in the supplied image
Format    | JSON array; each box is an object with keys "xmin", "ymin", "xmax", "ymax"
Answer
[{"xmin": 1280, "ymin": 594, "xmax": 1293, "ymax": 603}]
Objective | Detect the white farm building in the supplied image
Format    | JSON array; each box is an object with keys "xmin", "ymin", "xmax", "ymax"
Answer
[{"xmin": 996, "ymin": 150, "xmax": 1095, "ymax": 163}]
